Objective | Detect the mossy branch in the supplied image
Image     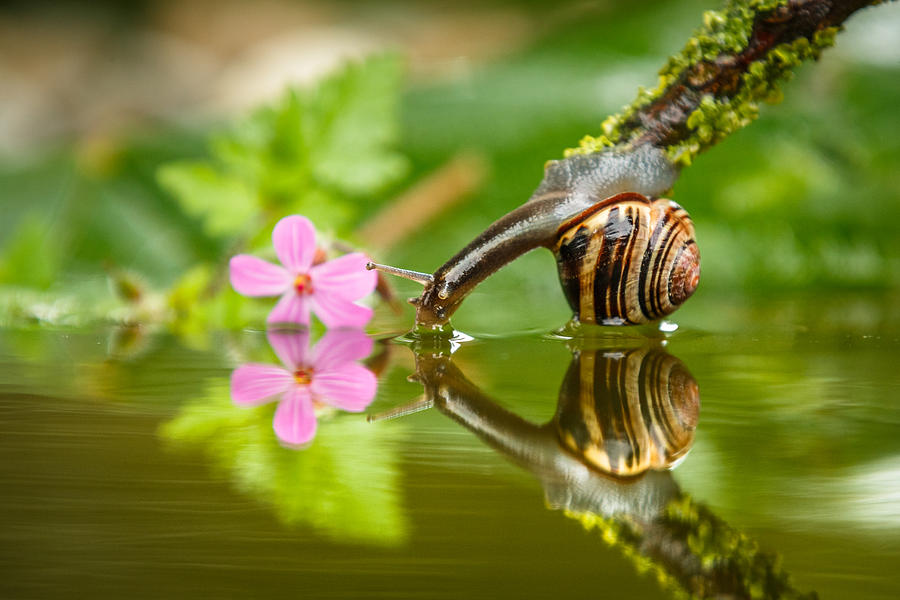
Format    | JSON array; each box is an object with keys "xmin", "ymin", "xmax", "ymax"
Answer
[{"xmin": 566, "ymin": 0, "xmax": 886, "ymax": 167}]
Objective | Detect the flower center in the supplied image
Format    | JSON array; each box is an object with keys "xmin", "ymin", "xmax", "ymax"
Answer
[
  {"xmin": 294, "ymin": 273, "xmax": 313, "ymax": 295},
  {"xmin": 293, "ymin": 368, "xmax": 313, "ymax": 385}
]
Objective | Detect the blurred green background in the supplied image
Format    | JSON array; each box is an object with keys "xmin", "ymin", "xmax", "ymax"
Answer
[
  {"xmin": 1, "ymin": 0, "xmax": 898, "ymax": 333},
  {"xmin": 2, "ymin": 4, "xmax": 900, "ymax": 597}
]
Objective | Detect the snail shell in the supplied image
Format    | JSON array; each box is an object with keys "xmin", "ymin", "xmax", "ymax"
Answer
[
  {"xmin": 555, "ymin": 346, "xmax": 699, "ymax": 477},
  {"xmin": 554, "ymin": 192, "xmax": 700, "ymax": 325}
]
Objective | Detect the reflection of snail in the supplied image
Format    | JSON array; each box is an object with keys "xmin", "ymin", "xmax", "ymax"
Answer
[
  {"xmin": 369, "ymin": 146, "xmax": 699, "ymax": 328},
  {"xmin": 557, "ymin": 346, "xmax": 699, "ymax": 476},
  {"xmin": 374, "ymin": 343, "xmax": 816, "ymax": 599},
  {"xmin": 395, "ymin": 344, "xmax": 699, "ymax": 481}
]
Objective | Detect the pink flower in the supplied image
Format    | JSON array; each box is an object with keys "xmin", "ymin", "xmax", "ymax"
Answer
[
  {"xmin": 230, "ymin": 329, "xmax": 377, "ymax": 447},
  {"xmin": 229, "ymin": 215, "xmax": 378, "ymax": 328}
]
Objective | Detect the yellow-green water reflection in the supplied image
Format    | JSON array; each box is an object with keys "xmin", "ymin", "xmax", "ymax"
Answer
[{"xmin": 1, "ymin": 296, "xmax": 899, "ymax": 598}]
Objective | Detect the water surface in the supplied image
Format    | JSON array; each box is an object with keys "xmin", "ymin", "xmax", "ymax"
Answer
[{"xmin": 1, "ymin": 295, "xmax": 899, "ymax": 599}]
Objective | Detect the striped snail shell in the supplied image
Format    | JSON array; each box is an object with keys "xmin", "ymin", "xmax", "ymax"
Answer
[
  {"xmin": 555, "ymin": 346, "xmax": 699, "ymax": 477},
  {"xmin": 555, "ymin": 193, "xmax": 700, "ymax": 325}
]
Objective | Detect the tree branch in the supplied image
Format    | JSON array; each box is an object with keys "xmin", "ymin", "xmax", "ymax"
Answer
[{"xmin": 567, "ymin": 0, "xmax": 887, "ymax": 166}]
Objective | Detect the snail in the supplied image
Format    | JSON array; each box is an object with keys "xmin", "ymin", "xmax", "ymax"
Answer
[{"xmin": 368, "ymin": 146, "xmax": 699, "ymax": 329}]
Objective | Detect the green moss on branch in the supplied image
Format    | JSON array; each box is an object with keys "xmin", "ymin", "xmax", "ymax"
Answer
[{"xmin": 566, "ymin": 0, "xmax": 883, "ymax": 167}]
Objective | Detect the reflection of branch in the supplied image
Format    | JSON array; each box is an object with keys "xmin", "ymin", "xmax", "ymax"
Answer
[
  {"xmin": 573, "ymin": 495, "xmax": 818, "ymax": 600},
  {"xmin": 570, "ymin": 0, "xmax": 884, "ymax": 166}
]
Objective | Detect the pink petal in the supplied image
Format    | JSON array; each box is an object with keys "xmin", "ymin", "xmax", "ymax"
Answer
[
  {"xmin": 267, "ymin": 330, "xmax": 311, "ymax": 371},
  {"xmin": 267, "ymin": 291, "xmax": 311, "ymax": 327},
  {"xmin": 272, "ymin": 215, "xmax": 317, "ymax": 274},
  {"xmin": 231, "ymin": 364, "xmax": 292, "ymax": 406},
  {"xmin": 229, "ymin": 255, "xmax": 291, "ymax": 297},
  {"xmin": 312, "ymin": 329, "xmax": 374, "ymax": 371},
  {"xmin": 310, "ymin": 293, "xmax": 373, "ymax": 329},
  {"xmin": 312, "ymin": 363, "xmax": 377, "ymax": 412},
  {"xmin": 273, "ymin": 386, "xmax": 317, "ymax": 446},
  {"xmin": 309, "ymin": 253, "xmax": 378, "ymax": 301}
]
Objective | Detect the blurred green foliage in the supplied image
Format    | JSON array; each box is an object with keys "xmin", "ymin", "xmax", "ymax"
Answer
[
  {"xmin": 2, "ymin": 5, "xmax": 898, "ymax": 594},
  {"xmin": 0, "ymin": 54, "xmax": 408, "ymax": 328},
  {"xmin": 158, "ymin": 53, "xmax": 407, "ymax": 241},
  {"xmin": 0, "ymin": 0, "xmax": 897, "ymax": 332}
]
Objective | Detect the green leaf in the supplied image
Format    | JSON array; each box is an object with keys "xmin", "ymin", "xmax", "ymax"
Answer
[
  {"xmin": 157, "ymin": 162, "xmax": 257, "ymax": 238},
  {"xmin": 157, "ymin": 53, "xmax": 410, "ymax": 256},
  {"xmin": 0, "ymin": 215, "xmax": 61, "ymax": 289},
  {"xmin": 303, "ymin": 54, "xmax": 410, "ymax": 196}
]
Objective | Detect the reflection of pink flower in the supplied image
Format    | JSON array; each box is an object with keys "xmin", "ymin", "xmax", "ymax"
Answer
[
  {"xmin": 229, "ymin": 215, "xmax": 377, "ymax": 327},
  {"xmin": 230, "ymin": 329, "xmax": 377, "ymax": 446}
]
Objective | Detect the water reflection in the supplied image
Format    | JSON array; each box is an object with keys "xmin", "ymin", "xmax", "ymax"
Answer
[
  {"xmin": 556, "ymin": 347, "xmax": 698, "ymax": 477},
  {"xmin": 162, "ymin": 330, "xmax": 408, "ymax": 546},
  {"xmin": 403, "ymin": 343, "xmax": 817, "ymax": 600},
  {"xmin": 231, "ymin": 329, "xmax": 377, "ymax": 447}
]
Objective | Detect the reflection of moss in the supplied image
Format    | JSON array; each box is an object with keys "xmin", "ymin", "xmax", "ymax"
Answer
[
  {"xmin": 566, "ymin": 493, "xmax": 817, "ymax": 599},
  {"xmin": 161, "ymin": 379, "xmax": 408, "ymax": 546},
  {"xmin": 571, "ymin": 509, "xmax": 690, "ymax": 599}
]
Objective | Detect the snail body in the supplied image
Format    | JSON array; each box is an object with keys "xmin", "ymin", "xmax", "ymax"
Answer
[{"xmin": 368, "ymin": 146, "xmax": 699, "ymax": 329}]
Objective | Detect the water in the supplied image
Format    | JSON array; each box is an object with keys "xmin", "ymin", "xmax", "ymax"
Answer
[{"xmin": 1, "ymin": 295, "xmax": 899, "ymax": 599}]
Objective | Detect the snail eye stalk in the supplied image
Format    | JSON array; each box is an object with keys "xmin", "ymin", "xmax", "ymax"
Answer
[{"xmin": 366, "ymin": 262, "xmax": 434, "ymax": 286}]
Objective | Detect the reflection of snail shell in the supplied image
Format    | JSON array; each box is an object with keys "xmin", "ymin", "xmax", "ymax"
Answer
[
  {"xmin": 555, "ymin": 347, "xmax": 699, "ymax": 477},
  {"xmin": 555, "ymin": 193, "xmax": 700, "ymax": 325}
]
